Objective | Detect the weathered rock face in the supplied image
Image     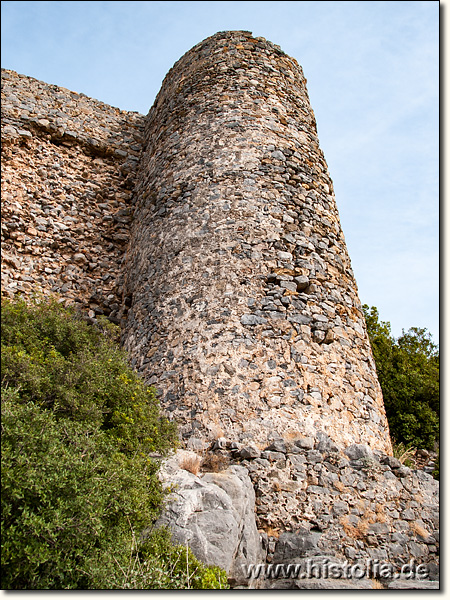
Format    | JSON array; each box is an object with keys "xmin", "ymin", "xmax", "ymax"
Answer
[
  {"xmin": 156, "ymin": 451, "xmax": 264, "ymax": 585},
  {"xmin": 121, "ymin": 30, "xmax": 392, "ymax": 454},
  {"xmin": 1, "ymin": 68, "xmax": 144, "ymax": 318}
]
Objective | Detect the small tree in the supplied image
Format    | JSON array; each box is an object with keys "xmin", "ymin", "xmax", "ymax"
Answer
[{"xmin": 363, "ymin": 305, "xmax": 439, "ymax": 451}]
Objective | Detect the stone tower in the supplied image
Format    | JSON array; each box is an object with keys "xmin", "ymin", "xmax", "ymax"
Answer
[{"xmin": 121, "ymin": 31, "xmax": 392, "ymax": 455}]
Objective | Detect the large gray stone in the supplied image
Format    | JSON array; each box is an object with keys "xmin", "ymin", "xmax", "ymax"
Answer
[
  {"xmin": 156, "ymin": 451, "xmax": 264, "ymax": 583},
  {"xmin": 240, "ymin": 313, "xmax": 267, "ymax": 326},
  {"xmin": 394, "ymin": 465, "xmax": 412, "ymax": 478},
  {"xmin": 293, "ymin": 275, "xmax": 309, "ymax": 291},
  {"xmin": 261, "ymin": 556, "xmax": 376, "ymax": 589},
  {"xmin": 332, "ymin": 500, "xmax": 349, "ymax": 516},
  {"xmin": 366, "ymin": 522, "xmax": 390, "ymax": 535},
  {"xmin": 273, "ymin": 529, "xmax": 322, "ymax": 562},
  {"xmin": 380, "ymin": 454, "xmax": 402, "ymax": 469},
  {"xmin": 267, "ymin": 579, "xmax": 376, "ymax": 590},
  {"xmin": 239, "ymin": 445, "xmax": 261, "ymax": 459},
  {"xmin": 315, "ymin": 431, "xmax": 338, "ymax": 453},
  {"xmin": 265, "ymin": 439, "xmax": 287, "ymax": 453},
  {"xmin": 294, "ymin": 436, "xmax": 315, "ymax": 450},
  {"xmin": 306, "ymin": 449, "xmax": 324, "ymax": 463},
  {"xmin": 387, "ymin": 579, "xmax": 439, "ymax": 590},
  {"xmin": 344, "ymin": 443, "xmax": 373, "ymax": 461}
]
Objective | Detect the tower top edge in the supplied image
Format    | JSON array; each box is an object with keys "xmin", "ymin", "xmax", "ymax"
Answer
[
  {"xmin": 185, "ymin": 30, "xmax": 289, "ymax": 58},
  {"xmin": 157, "ymin": 30, "xmax": 297, "ymax": 101}
]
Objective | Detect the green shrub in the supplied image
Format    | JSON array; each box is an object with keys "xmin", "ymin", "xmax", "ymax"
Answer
[
  {"xmin": 363, "ymin": 305, "xmax": 439, "ymax": 454},
  {"xmin": 2, "ymin": 391, "xmax": 162, "ymax": 588},
  {"xmin": 1, "ymin": 297, "xmax": 227, "ymax": 589},
  {"xmin": 432, "ymin": 450, "xmax": 439, "ymax": 481},
  {"xmin": 1, "ymin": 297, "xmax": 177, "ymax": 455},
  {"xmin": 105, "ymin": 528, "xmax": 229, "ymax": 589}
]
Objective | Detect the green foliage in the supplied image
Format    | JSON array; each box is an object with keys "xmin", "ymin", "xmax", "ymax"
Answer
[
  {"xmin": 1, "ymin": 297, "xmax": 176, "ymax": 455},
  {"xmin": 392, "ymin": 441, "xmax": 416, "ymax": 467},
  {"xmin": 106, "ymin": 528, "xmax": 229, "ymax": 589},
  {"xmin": 1, "ymin": 297, "xmax": 226, "ymax": 589},
  {"xmin": 432, "ymin": 450, "xmax": 439, "ymax": 481},
  {"xmin": 139, "ymin": 529, "xmax": 229, "ymax": 589},
  {"xmin": 363, "ymin": 305, "xmax": 439, "ymax": 452},
  {"xmin": 2, "ymin": 391, "xmax": 162, "ymax": 588}
]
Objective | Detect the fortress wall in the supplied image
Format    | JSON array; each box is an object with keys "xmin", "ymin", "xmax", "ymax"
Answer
[
  {"xmin": 1, "ymin": 69, "xmax": 144, "ymax": 318},
  {"xmin": 121, "ymin": 31, "xmax": 392, "ymax": 454}
]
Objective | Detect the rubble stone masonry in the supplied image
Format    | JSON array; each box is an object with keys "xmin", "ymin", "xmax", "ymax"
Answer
[
  {"xmin": 120, "ymin": 31, "xmax": 392, "ymax": 454},
  {"xmin": 1, "ymin": 68, "xmax": 144, "ymax": 320},
  {"xmin": 2, "ymin": 32, "xmax": 391, "ymax": 453}
]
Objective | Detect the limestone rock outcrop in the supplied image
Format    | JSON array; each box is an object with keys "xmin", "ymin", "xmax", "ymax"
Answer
[
  {"xmin": 156, "ymin": 451, "xmax": 264, "ymax": 585},
  {"xmin": 155, "ymin": 438, "xmax": 439, "ymax": 589}
]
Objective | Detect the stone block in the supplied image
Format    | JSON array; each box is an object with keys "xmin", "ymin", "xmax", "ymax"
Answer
[{"xmin": 344, "ymin": 444, "xmax": 373, "ymax": 461}]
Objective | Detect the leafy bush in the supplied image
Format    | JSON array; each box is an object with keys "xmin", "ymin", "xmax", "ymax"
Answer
[
  {"xmin": 363, "ymin": 305, "xmax": 439, "ymax": 453},
  {"xmin": 2, "ymin": 391, "xmax": 161, "ymax": 588},
  {"xmin": 108, "ymin": 528, "xmax": 229, "ymax": 589},
  {"xmin": 432, "ymin": 450, "xmax": 439, "ymax": 481},
  {"xmin": 1, "ymin": 297, "xmax": 176, "ymax": 455},
  {"xmin": 1, "ymin": 297, "xmax": 227, "ymax": 589}
]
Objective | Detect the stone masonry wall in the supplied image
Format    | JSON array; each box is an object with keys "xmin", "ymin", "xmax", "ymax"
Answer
[
  {"xmin": 230, "ymin": 438, "xmax": 438, "ymax": 582},
  {"xmin": 121, "ymin": 31, "xmax": 392, "ymax": 454},
  {"xmin": 163, "ymin": 439, "xmax": 439, "ymax": 588},
  {"xmin": 1, "ymin": 68, "xmax": 144, "ymax": 319}
]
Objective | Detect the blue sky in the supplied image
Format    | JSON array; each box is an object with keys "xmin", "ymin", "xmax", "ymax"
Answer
[{"xmin": 1, "ymin": 1, "xmax": 440, "ymax": 342}]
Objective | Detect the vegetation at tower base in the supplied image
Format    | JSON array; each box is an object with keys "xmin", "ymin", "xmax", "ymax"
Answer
[
  {"xmin": 1, "ymin": 297, "xmax": 228, "ymax": 589},
  {"xmin": 363, "ymin": 305, "xmax": 439, "ymax": 455}
]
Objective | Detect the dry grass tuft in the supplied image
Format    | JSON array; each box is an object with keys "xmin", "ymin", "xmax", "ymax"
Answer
[
  {"xmin": 375, "ymin": 503, "xmax": 387, "ymax": 523},
  {"xmin": 371, "ymin": 579, "xmax": 385, "ymax": 589},
  {"xmin": 272, "ymin": 480, "xmax": 282, "ymax": 492},
  {"xmin": 265, "ymin": 526, "xmax": 281, "ymax": 539},
  {"xmin": 201, "ymin": 452, "xmax": 229, "ymax": 473},
  {"xmin": 393, "ymin": 441, "xmax": 417, "ymax": 465},
  {"xmin": 410, "ymin": 521, "xmax": 429, "ymax": 539},
  {"xmin": 362, "ymin": 508, "xmax": 377, "ymax": 524},
  {"xmin": 179, "ymin": 453, "xmax": 201, "ymax": 476},
  {"xmin": 340, "ymin": 516, "xmax": 368, "ymax": 540}
]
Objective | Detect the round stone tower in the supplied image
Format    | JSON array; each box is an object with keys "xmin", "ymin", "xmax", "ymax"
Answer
[{"xmin": 122, "ymin": 31, "xmax": 392, "ymax": 455}]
